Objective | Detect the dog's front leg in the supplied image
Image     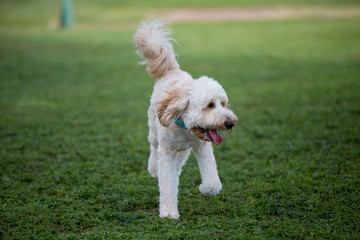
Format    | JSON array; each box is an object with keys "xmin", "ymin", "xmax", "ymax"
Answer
[
  {"xmin": 193, "ymin": 142, "xmax": 222, "ymax": 196},
  {"xmin": 157, "ymin": 146, "xmax": 180, "ymax": 219}
]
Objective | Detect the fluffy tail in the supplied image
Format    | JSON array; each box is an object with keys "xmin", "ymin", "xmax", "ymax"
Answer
[{"xmin": 133, "ymin": 19, "xmax": 179, "ymax": 79}]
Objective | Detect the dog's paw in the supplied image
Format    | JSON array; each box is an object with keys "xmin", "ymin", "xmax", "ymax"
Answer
[
  {"xmin": 199, "ymin": 182, "xmax": 222, "ymax": 197},
  {"xmin": 149, "ymin": 172, "xmax": 158, "ymax": 179},
  {"xmin": 159, "ymin": 210, "xmax": 179, "ymax": 219},
  {"xmin": 148, "ymin": 169, "xmax": 158, "ymax": 179}
]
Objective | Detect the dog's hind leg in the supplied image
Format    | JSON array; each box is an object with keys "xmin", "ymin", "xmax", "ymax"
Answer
[
  {"xmin": 148, "ymin": 106, "xmax": 158, "ymax": 179},
  {"xmin": 175, "ymin": 149, "xmax": 191, "ymax": 177},
  {"xmin": 148, "ymin": 145, "xmax": 158, "ymax": 178}
]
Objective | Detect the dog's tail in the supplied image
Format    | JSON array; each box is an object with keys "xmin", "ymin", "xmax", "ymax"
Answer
[{"xmin": 133, "ymin": 19, "xmax": 180, "ymax": 79}]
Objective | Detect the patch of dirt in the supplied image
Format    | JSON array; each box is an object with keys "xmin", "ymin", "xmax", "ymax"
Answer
[
  {"xmin": 49, "ymin": 7, "xmax": 360, "ymax": 30},
  {"xmin": 165, "ymin": 7, "xmax": 360, "ymax": 22}
]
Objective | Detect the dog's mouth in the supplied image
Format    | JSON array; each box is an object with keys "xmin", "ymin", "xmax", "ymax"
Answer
[{"xmin": 191, "ymin": 127, "xmax": 224, "ymax": 146}]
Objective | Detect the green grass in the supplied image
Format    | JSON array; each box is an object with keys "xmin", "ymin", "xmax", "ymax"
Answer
[
  {"xmin": 1, "ymin": 0, "xmax": 360, "ymax": 29},
  {"xmin": 1, "ymin": 1, "xmax": 360, "ymax": 239}
]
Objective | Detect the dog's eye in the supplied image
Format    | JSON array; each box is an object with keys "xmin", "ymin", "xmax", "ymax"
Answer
[
  {"xmin": 207, "ymin": 102, "xmax": 215, "ymax": 109},
  {"xmin": 221, "ymin": 101, "xmax": 227, "ymax": 107}
]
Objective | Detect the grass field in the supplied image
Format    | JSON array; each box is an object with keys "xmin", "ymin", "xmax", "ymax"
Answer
[{"xmin": 1, "ymin": 0, "xmax": 360, "ymax": 239}]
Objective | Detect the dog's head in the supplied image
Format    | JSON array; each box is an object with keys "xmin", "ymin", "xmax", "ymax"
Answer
[{"xmin": 156, "ymin": 76, "xmax": 238, "ymax": 145}]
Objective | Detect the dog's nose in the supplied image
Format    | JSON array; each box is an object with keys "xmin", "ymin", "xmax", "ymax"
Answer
[{"xmin": 224, "ymin": 119, "xmax": 235, "ymax": 129}]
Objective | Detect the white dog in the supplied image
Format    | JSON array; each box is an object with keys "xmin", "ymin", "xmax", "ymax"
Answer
[{"xmin": 133, "ymin": 19, "xmax": 238, "ymax": 219}]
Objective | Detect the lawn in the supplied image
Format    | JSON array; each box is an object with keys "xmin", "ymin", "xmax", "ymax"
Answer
[{"xmin": 1, "ymin": 1, "xmax": 360, "ymax": 239}]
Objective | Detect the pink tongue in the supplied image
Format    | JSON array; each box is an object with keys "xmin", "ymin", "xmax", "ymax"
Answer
[{"xmin": 209, "ymin": 130, "xmax": 223, "ymax": 146}]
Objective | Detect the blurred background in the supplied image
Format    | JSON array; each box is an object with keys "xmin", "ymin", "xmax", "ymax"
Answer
[{"xmin": 1, "ymin": 0, "xmax": 360, "ymax": 30}]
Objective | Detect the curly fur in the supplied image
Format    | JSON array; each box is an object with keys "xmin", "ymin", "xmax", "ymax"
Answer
[{"xmin": 134, "ymin": 19, "xmax": 238, "ymax": 219}]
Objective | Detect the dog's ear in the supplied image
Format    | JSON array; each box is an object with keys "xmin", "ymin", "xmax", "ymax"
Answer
[{"xmin": 156, "ymin": 88, "xmax": 189, "ymax": 127}]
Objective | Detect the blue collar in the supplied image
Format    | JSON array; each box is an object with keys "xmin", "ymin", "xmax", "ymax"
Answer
[{"xmin": 174, "ymin": 116, "xmax": 187, "ymax": 129}]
